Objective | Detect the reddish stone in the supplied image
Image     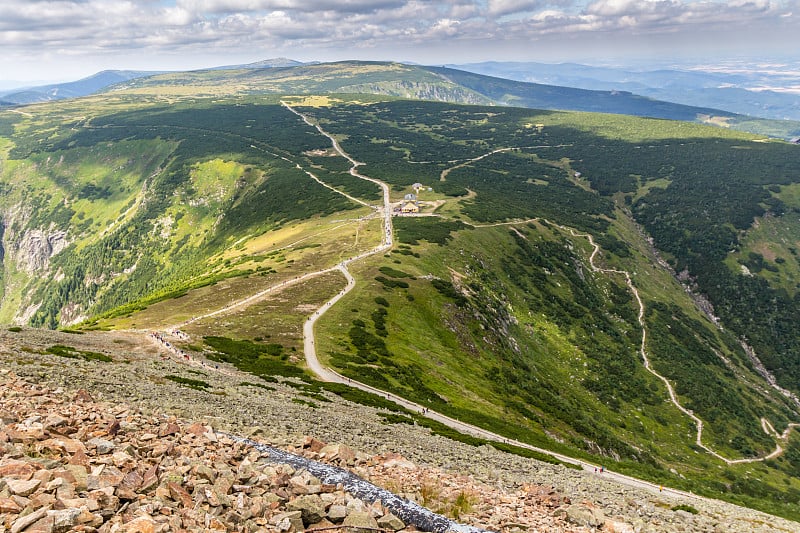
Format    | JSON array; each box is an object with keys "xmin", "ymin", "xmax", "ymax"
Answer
[
  {"xmin": 106, "ymin": 419, "xmax": 121, "ymax": 436},
  {"xmin": 0, "ymin": 496, "xmax": 22, "ymax": 513},
  {"xmin": 167, "ymin": 482, "xmax": 193, "ymax": 508},
  {"xmin": 302, "ymin": 436, "xmax": 327, "ymax": 453},
  {"xmin": 185, "ymin": 422, "xmax": 207, "ymax": 436},
  {"xmin": 72, "ymin": 389, "xmax": 93, "ymax": 402},
  {"xmin": 158, "ymin": 422, "xmax": 181, "ymax": 437},
  {"xmin": 0, "ymin": 460, "xmax": 38, "ymax": 479},
  {"xmin": 69, "ymin": 448, "xmax": 89, "ymax": 467}
]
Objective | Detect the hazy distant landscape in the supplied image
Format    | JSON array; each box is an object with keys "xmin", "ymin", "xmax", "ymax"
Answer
[{"xmin": 451, "ymin": 59, "xmax": 800, "ymax": 122}]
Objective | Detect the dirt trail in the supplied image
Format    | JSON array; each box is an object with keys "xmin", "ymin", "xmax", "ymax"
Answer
[{"xmin": 477, "ymin": 213, "xmax": 799, "ymax": 465}]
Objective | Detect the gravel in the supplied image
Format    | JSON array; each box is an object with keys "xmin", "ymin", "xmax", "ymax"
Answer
[{"xmin": 2, "ymin": 327, "xmax": 799, "ymax": 532}]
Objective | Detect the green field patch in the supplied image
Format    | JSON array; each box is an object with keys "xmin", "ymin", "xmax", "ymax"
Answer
[
  {"xmin": 202, "ymin": 336, "xmax": 304, "ymax": 380},
  {"xmin": 45, "ymin": 345, "xmax": 112, "ymax": 362},
  {"xmin": 165, "ymin": 375, "xmax": 211, "ymax": 390}
]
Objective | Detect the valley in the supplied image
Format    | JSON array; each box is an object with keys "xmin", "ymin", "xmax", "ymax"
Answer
[{"xmin": 2, "ymin": 74, "xmax": 800, "ymax": 525}]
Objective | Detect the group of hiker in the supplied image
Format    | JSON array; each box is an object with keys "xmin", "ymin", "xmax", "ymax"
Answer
[{"xmin": 149, "ymin": 331, "xmax": 191, "ymax": 361}]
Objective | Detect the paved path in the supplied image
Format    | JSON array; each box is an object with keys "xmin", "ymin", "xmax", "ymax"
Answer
[
  {"xmin": 150, "ymin": 108, "xmax": 798, "ymax": 505},
  {"xmin": 278, "ymin": 106, "xmax": 719, "ymax": 502}
]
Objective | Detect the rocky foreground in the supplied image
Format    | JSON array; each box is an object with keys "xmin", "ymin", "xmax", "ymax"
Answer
[{"xmin": 1, "ymin": 328, "xmax": 798, "ymax": 532}]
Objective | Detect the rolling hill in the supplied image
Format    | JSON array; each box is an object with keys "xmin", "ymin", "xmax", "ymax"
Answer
[
  {"xmin": 106, "ymin": 61, "xmax": 800, "ymax": 140},
  {"xmin": 2, "ymin": 67, "xmax": 800, "ymax": 521},
  {"xmin": 4, "ymin": 60, "xmax": 799, "ymax": 139},
  {"xmin": 451, "ymin": 60, "xmax": 800, "ymax": 122},
  {"xmin": 0, "ymin": 70, "xmax": 160, "ymax": 105}
]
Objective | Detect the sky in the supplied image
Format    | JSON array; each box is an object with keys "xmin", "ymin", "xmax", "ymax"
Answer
[{"xmin": 1, "ymin": 0, "xmax": 799, "ymax": 84}]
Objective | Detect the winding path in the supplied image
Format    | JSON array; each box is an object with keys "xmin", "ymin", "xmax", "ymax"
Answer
[
  {"xmin": 568, "ymin": 228, "xmax": 793, "ymax": 465},
  {"xmin": 153, "ymin": 108, "xmax": 798, "ymax": 505},
  {"xmin": 473, "ymin": 212, "xmax": 799, "ymax": 464},
  {"xmin": 276, "ymin": 106, "xmax": 719, "ymax": 501}
]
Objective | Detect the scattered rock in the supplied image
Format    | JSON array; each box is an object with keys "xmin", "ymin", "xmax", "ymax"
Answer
[
  {"xmin": 343, "ymin": 511, "xmax": 380, "ymax": 531},
  {"xmin": 378, "ymin": 512, "xmax": 406, "ymax": 531},
  {"xmin": 564, "ymin": 503, "xmax": 606, "ymax": 528}
]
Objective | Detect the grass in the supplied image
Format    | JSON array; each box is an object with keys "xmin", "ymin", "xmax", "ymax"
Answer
[
  {"xmin": 181, "ymin": 270, "xmax": 346, "ymax": 352},
  {"xmin": 45, "ymin": 345, "xmax": 112, "ymax": 363},
  {"xmin": 725, "ymin": 212, "xmax": 800, "ymax": 297},
  {"xmin": 314, "ymin": 216, "xmax": 800, "ymax": 519},
  {"xmin": 97, "ymin": 210, "xmax": 377, "ymax": 330},
  {"xmin": 6, "ymin": 93, "xmax": 800, "ymax": 521},
  {"xmin": 164, "ymin": 374, "xmax": 211, "ymax": 390}
]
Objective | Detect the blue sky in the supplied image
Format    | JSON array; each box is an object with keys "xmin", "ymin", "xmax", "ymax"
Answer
[{"xmin": 2, "ymin": 0, "xmax": 798, "ymax": 83}]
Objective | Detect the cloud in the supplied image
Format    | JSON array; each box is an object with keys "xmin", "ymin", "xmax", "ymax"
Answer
[
  {"xmin": 0, "ymin": 0, "xmax": 797, "ymax": 80},
  {"xmin": 486, "ymin": 0, "xmax": 571, "ymax": 17}
]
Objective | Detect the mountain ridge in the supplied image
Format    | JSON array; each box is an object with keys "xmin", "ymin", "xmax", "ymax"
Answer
[
  {"xmin": 4, "ymin": 59, "xmax": 799, "ymax": 139},
  {"xmin": 450, "ymin": 60, "xmax": 800, "ymax": 122}
]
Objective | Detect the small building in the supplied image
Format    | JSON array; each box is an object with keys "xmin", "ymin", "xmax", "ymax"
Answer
[
  {"xmin": 404, "ymin": 193, "xmax": 417, "ymax": 201},
  {"xmin": 401, "ymin": 201, "xmax": 420, "ymax": 214},
  {"xmin": 412, "ymin": 182, "xmax": 424, "ymax": 192}
]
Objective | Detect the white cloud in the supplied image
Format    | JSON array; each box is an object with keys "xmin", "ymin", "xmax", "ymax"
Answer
[{"xmin": 0, "ymin": 0, "xmax": 797, "ymax": 81}]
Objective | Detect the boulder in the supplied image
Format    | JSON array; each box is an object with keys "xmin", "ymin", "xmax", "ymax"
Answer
[
  {"xmin": 87, "ymin": 437, "xmax": 116, "ymax": 455},
  {"xmin": 327, "ymin": 504, "xmax": 347, "ymax": 523},
  {"xmin": 565, "ymin": 503, "xmax": 606, "ymax": 528},
  {"xmin": 377, "ymin": 513, "xmax": 406, "ymax": 531},
  {"xmin": 48, "ymin": 507, "xmax": 82, "ymax": 533},
  {"xmin": 343, "ymin": 511, "xmax": 380, "ymax": 532},
  {"xmin": 6, "ymin": 477, "xmax": 41, "ymax": 496},
  {"xmin": 286, "ymin": 494, "xmax": 327, "ymax": 525}
]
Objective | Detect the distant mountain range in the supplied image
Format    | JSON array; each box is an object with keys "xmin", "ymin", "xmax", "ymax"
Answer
[
  {"xmin": 208, "ymin": 57, "xmax": 307, "ymax": 70},
  {"xmin": 0, "ymin": 70, "xmax": 161, "ymax": 105},
  {"xmin": 449, "ymin": 61, "xmax": 800, "ymax": 122},
  {"xmin": 2, "ymin": 58, "xmax": 799, "ymax": 139}
]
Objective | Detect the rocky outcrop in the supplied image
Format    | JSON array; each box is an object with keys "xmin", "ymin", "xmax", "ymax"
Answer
[
  {"xmin": 0, "ymin": 218, "xmax": 5, "ymax": 264},
  {"xmin": 10, "ymin": 228, "xmax": 69, "ymax": 273}
]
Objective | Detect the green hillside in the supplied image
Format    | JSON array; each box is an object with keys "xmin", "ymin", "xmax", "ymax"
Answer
[
  {"xmin": 108, "ymin": 61, "xmax": 800, "ymax": 140},
  {"xmin": 2, "ymin": 91, "xmax": 800, "ymax": 520}
]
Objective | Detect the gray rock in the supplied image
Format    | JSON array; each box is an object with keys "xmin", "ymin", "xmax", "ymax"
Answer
[
  {"xmin": 377, "ymin": 512, "xmax": 406, "ymax": 531},
  {"xmin": 343, "ymin": 511, "xmax": 380, "ymax": 532},
  {"xmin": 327, "ymin": 504, "xmax": 347, "ymax": 523},
  {"xmin": 273, "ymin": 510, "xmax": 304, "ymax": 532},
  {"xmin": 286, "ymin": 494, "xmax": 327, "ymax": 525},
  {"xmin": 49, "ymin": 507, "xmax": 82, "ymax": 533},
  {"xmin": 565, "ymin": 503, "xmax": 605, "ymax": 528},
  {"xmin": 87, "ymin": 437, "xmax": 115, "ymax": 454}
]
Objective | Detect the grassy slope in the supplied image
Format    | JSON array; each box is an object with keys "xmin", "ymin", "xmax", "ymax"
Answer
[
  {"xmin": 0, "ymin": 97, "xmax": 376, "ymax": 327},
  {"xmin": 113, "ymin": 61, "xmax": 800, "ymax": 140},
  {"xmin": 3, "ymin": 94, "xmax": 800, "ymax": 519},
  {"xmin": 301, "ymin": 99, "xmax": 800, "ymax": 518}
]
